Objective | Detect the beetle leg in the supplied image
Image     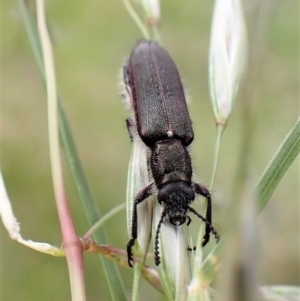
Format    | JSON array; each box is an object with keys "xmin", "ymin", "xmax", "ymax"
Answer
[
  {"xmin": 188, "ymin": 206, "xmax": 220, "ymax": 244},
  {"xmin": 127, "ymin": 183, "xmax": 154, "ymax": 267},
  {"xmin": 186, "ymin": 215, "xmax": 192, "ymax": 226},
  {"xmin": 192, "ymin": 183, "xmax": 212, "ymax": 247},
  {"xmin": 186, "ymin": 216, "xmax": 196, "ymax": 251}
]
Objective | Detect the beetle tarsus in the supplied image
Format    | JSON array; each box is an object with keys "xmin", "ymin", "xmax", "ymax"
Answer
[
  {"xmin": 188, "ymin": 206, "xmax": 220, "ymax": 246},
  {"xmin": 127, "ymin": 238, "xmax": 135, "ymax": 267}
]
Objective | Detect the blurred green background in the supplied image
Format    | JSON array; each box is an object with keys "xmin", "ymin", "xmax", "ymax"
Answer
[{"xmin": 1, "ymin": 0, "xmax": 298, "ymax": 300}]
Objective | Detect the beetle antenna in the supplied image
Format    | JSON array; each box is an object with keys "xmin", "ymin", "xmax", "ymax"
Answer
[
  {"xmin": 154, "ymin": 209, "xmax": 167, "ymax": 266},
  {"xmin": 188, "ymin": 207, "xmax": 220, "ymax": 244}
]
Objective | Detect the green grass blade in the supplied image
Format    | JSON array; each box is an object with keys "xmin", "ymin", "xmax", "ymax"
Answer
[
  {"xmin": 257, "ymin": 117, "xmax": 300, "ymax": 213},
  {"xmin": 17, "ymin": 1, "xmax": 127, "ymax": 300},
  {"xmin": 17, "ymin": 0, "xmax": 44, "ymax": 76},
  {"xmin": 58, "ymin": 101, "xmax": 127, "ymax": 301}
]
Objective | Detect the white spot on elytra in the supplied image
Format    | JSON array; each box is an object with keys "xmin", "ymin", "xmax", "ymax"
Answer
[{"xmin": 167, "ymin": 130, "xmax": 174, "ymax": 138}]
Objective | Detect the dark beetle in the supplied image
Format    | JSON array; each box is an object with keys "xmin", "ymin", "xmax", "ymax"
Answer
[{"xmin": 124, "ymin": 40, "xmax": 219, "ymax": 267}]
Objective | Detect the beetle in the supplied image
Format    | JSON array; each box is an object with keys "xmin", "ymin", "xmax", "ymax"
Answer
[{"xmin": 123, "ymin": 40, "xmax": 219, "ymax": 267}]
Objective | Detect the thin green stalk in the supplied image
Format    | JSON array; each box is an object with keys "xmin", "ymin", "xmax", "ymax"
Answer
[
  {"xmin": 123, "ymin": 0, "xmax": 150, "ymax": 39},
  {"xmin": 210, "ymin": 125, "xmax": 225, "ymax": 191},
  {"xmin": 84, "ymin": 204, "xmax": 125, "ymax": 238},
  {"xmin": 132, "ymin": 263, "xmax": 143, "ymax": 301},
  {"xmin": 151, "ymin": 26, "xmax": 162, "ymax": 45},
  {"xmin": 193, "ymin": 124, "xmax": 223, "ymax": 278}
]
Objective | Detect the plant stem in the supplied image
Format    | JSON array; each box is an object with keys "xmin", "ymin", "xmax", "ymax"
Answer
[
  {"xmin": 210, "ymin": 125, "xmax": 225, "ymax": 192},
  {"xmin": 36, "ymin": 0, "xmax": 85, "ymax": 300}
]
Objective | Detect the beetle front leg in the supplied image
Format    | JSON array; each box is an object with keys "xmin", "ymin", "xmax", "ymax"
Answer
[
  {"xmin": 127, "ymin": 183, "xmax": 154, "ymax": 267},
  {"xmin": 193, "ymin": 183, "xmax": 212, "ymax": 247}
]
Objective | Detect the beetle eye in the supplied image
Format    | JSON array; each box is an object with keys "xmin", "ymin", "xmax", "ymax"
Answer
[
  {"xmin": 186, "ymin": 188, "xmax": 195, "ymax": 205},
  {"xmin": 157, "ymin": 189, "xmax": 167, "ymax": 206}
]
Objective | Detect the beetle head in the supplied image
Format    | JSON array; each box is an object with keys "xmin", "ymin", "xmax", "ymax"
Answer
[{"xmin": 157, "ymin": 182, "xmax": 195, "ymax": 226}]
